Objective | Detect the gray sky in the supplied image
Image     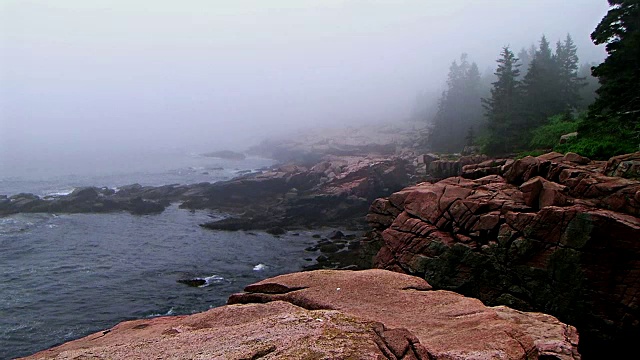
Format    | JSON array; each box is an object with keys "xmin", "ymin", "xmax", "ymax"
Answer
[{"xmin": 0, "ymin": 0, "xmax": 609, "ymax": 159}]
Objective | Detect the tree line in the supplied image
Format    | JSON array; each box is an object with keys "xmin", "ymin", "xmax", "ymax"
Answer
[{"xmin": 426, "ymin": 0, "xmax": 638, "ymax": 159}]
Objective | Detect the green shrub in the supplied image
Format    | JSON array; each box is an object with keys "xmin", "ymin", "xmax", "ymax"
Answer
[
  {"xmin": 529, "ymin": 113, "xmax": 580, "ymax": 149},
  {"xmin": 555, "ymin": 134, "xmax": 638, "ymax": 159},
  {"xmin": 562, "ymin": 113, "xmax": 640, "ymax": 159}
]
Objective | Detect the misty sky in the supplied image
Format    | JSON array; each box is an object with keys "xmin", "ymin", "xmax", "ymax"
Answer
[{"xmin": 1, "ymin": 0, "xmax": 609, "ymax": 163}]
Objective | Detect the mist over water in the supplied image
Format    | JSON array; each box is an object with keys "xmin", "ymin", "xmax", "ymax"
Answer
[{"xmin": 1, "ymin": 1, "xmax": 608, "ymax": 169}]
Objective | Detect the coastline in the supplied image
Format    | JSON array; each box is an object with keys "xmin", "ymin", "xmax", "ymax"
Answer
[{"xmin": 6, "ymin": 129, "xmax": 640, "ymax": 358}]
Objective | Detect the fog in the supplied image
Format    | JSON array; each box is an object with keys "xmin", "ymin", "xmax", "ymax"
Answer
[{"xmin": 1, "ymin": 0, "xmax": 608, "ymax": 170}]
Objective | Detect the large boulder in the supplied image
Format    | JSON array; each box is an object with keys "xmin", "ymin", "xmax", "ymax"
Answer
[
  {"xmin": 426, "ymin": 155, "xmax": 489, "ymax": 180},
  {"xmin": 604, "ymin": 151, "xmax": 640, "ymax": 180},
  {"xmin": 368, "ymin": 152, "xmax": 640, "ymax": 358},
  {"xmin": 23, "ymin": 270, "xmax": 580, "ymax": 360}
]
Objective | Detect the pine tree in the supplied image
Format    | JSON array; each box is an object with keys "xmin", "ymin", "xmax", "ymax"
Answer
[{"xmin": 482, "ymin": 46, "xmax": 522, "ymax": 155}]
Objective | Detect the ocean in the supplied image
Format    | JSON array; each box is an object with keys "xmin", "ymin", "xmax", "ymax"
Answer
[{"xmin": 0, "ymin": 151, "xmax": 321, "ymax": 359}]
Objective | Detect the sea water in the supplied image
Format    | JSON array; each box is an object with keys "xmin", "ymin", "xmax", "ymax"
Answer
[{"xmin": 0, "ymin": 151, "xmax": 319, "ymax": 359}]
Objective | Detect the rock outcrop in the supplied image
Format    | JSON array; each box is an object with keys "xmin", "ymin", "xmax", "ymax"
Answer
[
  {"xmin": 604, "ymin": 151, "xmax": 640, "ymax": 180},
  {"xmin": 0, "ymin": 187, "xmax": 169, "ymax": 216},
  {"xmin": 1, "ymin": 155, "xmax": 412, "ymax": 231},
  {"xmin": 22, "ymin": 270, "xmax": 580, "ymax": 360},
  {"xmin": 368, "ymin": 152, "xmax": 640, "ymax": 358},
  {"xmin": 196, "ymin": 155, "xmax": 412, "ymax": 231},
  {"xmin": 414, "ymin": 153, "xmax": 494, "ymax": 181}
]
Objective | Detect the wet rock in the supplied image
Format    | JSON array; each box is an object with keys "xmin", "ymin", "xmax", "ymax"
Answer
[
  {"xmin": 265, "ymin": 227, "xmax": 286, "ymax": 236},
  {"xmin": 318, "ymin": 243, "xmax": 339, "ymax": 253},
  {"xmin": 69, "ymin": 187, "xmax": 99, "ymax": 201},
  {"xmin": 177, "ymin": 278, "xmax": 206, "ymax": 287},
  {"xmin": 126, "ymin": 197, "xmax": 166, "ymax": 215}
]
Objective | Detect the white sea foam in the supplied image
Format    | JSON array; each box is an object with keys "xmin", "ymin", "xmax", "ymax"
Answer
[
  {"xmin": 147, "ymin": 307, "xmax": 176, "ymax": 318},
  {"xmin": 253, "ymin": 264, "xmax": 267, "ymax": 271},
  {"xmin": 201, "ymin": 274, "xmax": 226, "ymax": 287},
  {"xmin": 44, "ymin": 189, "xmax": 74, "ymax": 197}
]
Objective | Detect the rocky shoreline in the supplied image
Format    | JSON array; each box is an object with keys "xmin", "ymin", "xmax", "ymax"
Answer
[{"xmin": 6, "ymin": 130, "xmax": 640, "ymax": 358}]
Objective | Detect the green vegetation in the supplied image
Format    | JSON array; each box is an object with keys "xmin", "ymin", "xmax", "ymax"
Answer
[
  {"xmin": 529, "ymin": 113, "xmax": 580, "ymax": 150},
  {"xmin": 556, "ymin": 125, "xmax": 638, "ymax": 159}
]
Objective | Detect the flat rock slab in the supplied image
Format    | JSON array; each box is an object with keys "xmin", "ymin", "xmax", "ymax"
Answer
[
  {"xmin": 229, "ymin": 269, "xmax": 579, "ymax": 360},
  {"xmin": 22, "ymin": 300, "xmax": 425, "ymax": 360},
  {"xmin": 22, "ymin": 270, "xmax": 579, "ymax": 360}
]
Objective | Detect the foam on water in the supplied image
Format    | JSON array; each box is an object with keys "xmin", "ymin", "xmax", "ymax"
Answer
[
  {"xmin": 201, "ymin": 274, "xmax": 228, "ymax": 287},
  {"xmin": 43, "ymin": 189, "xmax": 75, "ymax": 197},
  {"xmin": 253, "ymin": 263, "xmax": 267, "ymax": 271}
]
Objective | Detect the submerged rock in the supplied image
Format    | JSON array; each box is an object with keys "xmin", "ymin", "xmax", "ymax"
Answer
[{"xmin": 176, "ymin": 278, "xmax": 206, "ymax": 287}]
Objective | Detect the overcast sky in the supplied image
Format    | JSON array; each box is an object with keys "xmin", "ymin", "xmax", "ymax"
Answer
[{"xmin": 0, "ymin": 0, "xmax": 609, "ymax": 161}]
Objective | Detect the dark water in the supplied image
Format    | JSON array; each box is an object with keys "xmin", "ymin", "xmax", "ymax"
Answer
[{"xmin": 0, "ymin": 153, "xmax": 321, "ymax": 359}]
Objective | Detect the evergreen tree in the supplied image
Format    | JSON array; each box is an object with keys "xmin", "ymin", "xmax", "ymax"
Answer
[
  {"xmin": 465, "ymin": 126, "xmax": 475, "ymax": 146},
  {"xmin": 430, "ymin": 54, "xmax": 484, "ymax": 153},
  {"xmin": 555, "ymin": 34, "xmax": 585, "ymax": 111},
  {"xmin": 516, "ymin": 44, "xmax": 536, "ymax": 79},
  {"xmin": 583, "ymin": 0, "xmax": 640, "ymax": 149},
  {"xmin": 482, "ymin": 46, "xmax": 522, "ymax": 155},
  {"xmin": 577, "ymin": 62, "xmax": 600, "ymax": 110},
  {"xmin": 522, "ymin": 35, "xmax": 564, "ymax": 130}
]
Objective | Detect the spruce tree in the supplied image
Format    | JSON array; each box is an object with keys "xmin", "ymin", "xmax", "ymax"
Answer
[
  {"xmin": 582, "ymin": 0, "xmax": 640, "ymax": 151},
  {"xmin": 482, "ymin": 46, "xmax": 522, "ymax": 155},
  {"xmin": 555, "ymin": 34, "xmax": 585, "ymax": 111},
  {"xmin": 522, "ymin": 35, "xmax": 564, "ymax": 130},
  {"xmin": 516, "ymin": 45, "xmax": 536, "ymax": 80},
  {"xmin": 577, "ymin": 62, "xmax": 600, "ymax": 110},
  {"xmin": 430, "ymin": 54, "xmax": 484, "ymax": 153}
]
